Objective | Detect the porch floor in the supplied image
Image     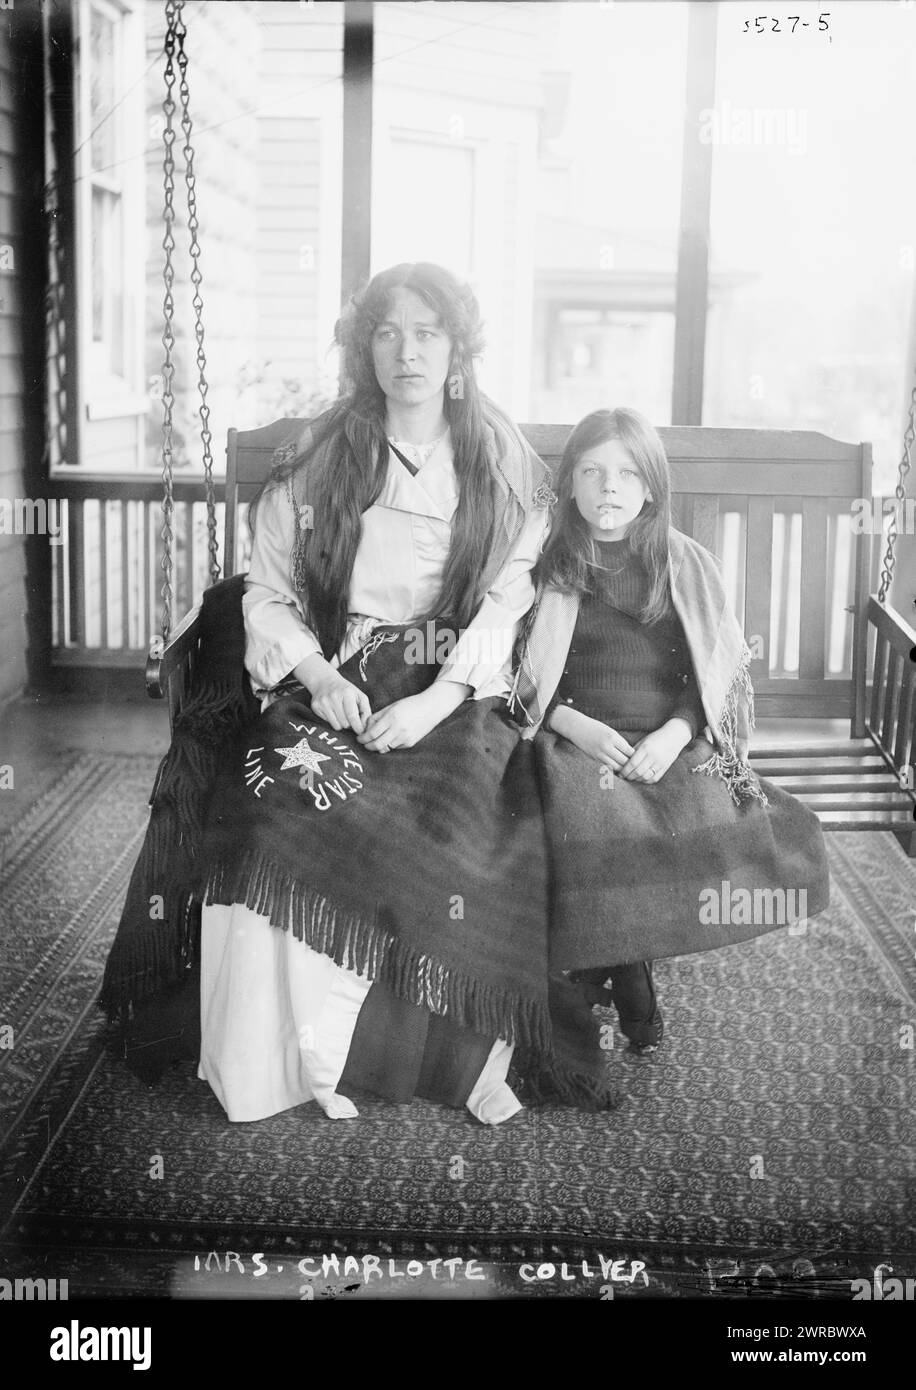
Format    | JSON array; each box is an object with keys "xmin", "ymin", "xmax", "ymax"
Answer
[{"xmin": 1, "ymin": 691, "xmax": 914, "ymax": 1296}]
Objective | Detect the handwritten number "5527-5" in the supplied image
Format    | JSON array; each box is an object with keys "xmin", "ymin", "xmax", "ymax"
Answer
[{"xmin": 743, "ymin": 15, "xmax": 831, "ymax": 35}]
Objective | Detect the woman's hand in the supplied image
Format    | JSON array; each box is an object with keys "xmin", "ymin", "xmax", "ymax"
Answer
[
  {"xmin": 619, "ymin": 718, "xmax": 693, "ymax": 784},
  {"xmin": 358, "ymin": 680, "xmax": 471, "ymax": 752},
  {"xmin": 295, "ymin": 655, "xmax": 372, "ymax": 734},
  {"xmin": 548, "ymin": 705, "xmax": 635, "ymax": 771}
]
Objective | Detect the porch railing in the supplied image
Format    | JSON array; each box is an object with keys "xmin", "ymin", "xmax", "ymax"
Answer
[
  {"xmin": 49, "ymin": 471, "xmax": 890, "ymax": 709},
  {"xmin": 49, "ymin": 474, "xmax": 249, "ymax": 666}
]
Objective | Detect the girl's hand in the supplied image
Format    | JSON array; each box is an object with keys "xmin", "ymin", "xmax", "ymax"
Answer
[
  {"xmin": 619, "ymin": 718, "xmax": 693, "ymax": 784},
  {"xmin": 548, "ymin": 705, "xmax": 635, "ymax": 770},
  {"xmin": 306, "ymin": 669, "xmax": 372, "ymax": 734},
  {"xmin": 357, "ymin": 681, "xmax": 471, "ymax": 752}
]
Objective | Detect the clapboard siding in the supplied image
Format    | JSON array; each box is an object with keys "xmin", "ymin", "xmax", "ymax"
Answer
[
  {"xmin": 0, "ymin": 25, "xmax": 26, "ymax": 701},
  {"xmin": 0, "ymin": 353, "xmax": 23, "ymax": 396},
  {"xmin": 0, "ymin": 274, "xmax": 20, "ymax": 316},
  {"xmin": 0, "ymin": 535, "xmax": 28, "ymax": 575},
  {"xmin": 0, "ymin": 431, "xmax": 25, "ymax": 478},
  {"xmin": 0, "ymin": 445, "xmax": 25, "ymax": 481},
  {"xmin": 256, "ymin": 86, "xmax": 324, "ymax": 388},
  {"xmin": 0, "ymin": 397, "xmax": 23, "ymax": 434},
  {"xmin": 0, "ymin": 313, "xmax": 20, "ymax": 355}
]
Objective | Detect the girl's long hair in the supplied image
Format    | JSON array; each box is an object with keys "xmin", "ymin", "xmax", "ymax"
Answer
[
  {"xmin": 537, "ymin": 407, "xmax": 672, "ymax": 625},
  {"xmin": 251, "ymin": 262, "xmax": 496, "ymax": 658}
]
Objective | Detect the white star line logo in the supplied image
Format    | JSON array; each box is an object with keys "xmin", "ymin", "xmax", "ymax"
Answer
[{"xmin": 274, "ymin": 738, "xmax": 333, "ymax": 775}]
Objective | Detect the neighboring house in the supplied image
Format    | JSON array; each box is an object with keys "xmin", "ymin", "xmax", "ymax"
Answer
[{"xmin": 531, "ymin": 213, "xmax": 750, "ymax": 424}]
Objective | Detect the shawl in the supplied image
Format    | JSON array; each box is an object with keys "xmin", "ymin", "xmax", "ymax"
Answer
[
  {"xmin": 279, "ymin": 398, "xmax": 552, "ymax": 616},
  {"xmin": 510, "ymin": 528, "xmax": 767, "ymax": 807}
]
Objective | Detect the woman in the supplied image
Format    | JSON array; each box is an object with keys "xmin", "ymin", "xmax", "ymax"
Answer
[
  {"xmin": 511, "ymin": 407, "xmax": 830, "ymax": 1050},
  {"xmin": 190, "ymin": 263, "xmax": 610, "ymax": 1123}
]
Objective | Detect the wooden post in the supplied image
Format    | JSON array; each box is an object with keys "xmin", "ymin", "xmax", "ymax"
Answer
[
  {"xmin": 670, "ymin": 1, "xmax": 718, "ymax": 426},
  {"xmin": 341, "ymin": 0, "xmax": 374, "ymax": 309}
]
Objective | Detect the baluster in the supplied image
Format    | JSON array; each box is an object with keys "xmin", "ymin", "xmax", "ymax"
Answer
[
  {"xmin": 99, "ymin": 501, "xmax": 109, "ymax": 649},
  {"xmin": 799, "ymin": 499, "xmax": 828, "ymax": 682},
  {"xmin": 882, "ymin": 650, "xmax": 901, "ymax": 753},
  {"xmin": 868, "ymin": 630, "xmax": 888, "ymax": 736},
  {"xmin": 745, "ymin": 498, "xmax": 773, "ymax": 673},
  {"xmin": 69, "ymin": 498, "xmax": 85, "ymax": 650},
  {"xmin": 182, "ymin": 501, "xmax": 195, "ymax": 616},
  {"xmin": 53, "ymin": 499, "xmax": 68, "ymax": 647},
  {"xmin": 893, "ymin": 661, "xmax": 915, "ymax": 775},
  {"xmin": 121, "ymin": 500, "xmax": 131, "ymax": 649},
  {"xmin": 145, "ymin": 499, "xmax": 154, "ymax": 647}
]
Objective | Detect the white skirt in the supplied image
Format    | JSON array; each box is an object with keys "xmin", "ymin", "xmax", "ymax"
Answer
[{"xmin": 198, "ymin": 903, "xmax": 521, "ymax": 1125}]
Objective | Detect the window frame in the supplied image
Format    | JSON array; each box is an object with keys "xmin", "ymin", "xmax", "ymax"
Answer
[{"xmin": 74, "ymin": 0, "xmax": 148, "ymax": 440}]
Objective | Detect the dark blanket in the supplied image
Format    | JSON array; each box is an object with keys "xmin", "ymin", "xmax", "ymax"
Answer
[
  {"xmin": 535, "ymin": 726, "xmax": 831, "ymax": 970},
  {"xmin": 100, "ymin": 585, "xmax": 612, "ymax": 1108}
]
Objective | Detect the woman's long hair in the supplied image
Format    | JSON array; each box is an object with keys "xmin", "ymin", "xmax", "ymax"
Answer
[
  {"xmin": 251, "ymin": 262, "xmax": 497, "ymax": 658},
  {"xmin": 537, "ymin": 408, "xmax": 673, "ymax": 625}
]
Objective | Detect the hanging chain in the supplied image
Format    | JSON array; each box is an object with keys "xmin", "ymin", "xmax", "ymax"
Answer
[
  {"xmin": 43, "ymin": 171, "xmax": 68, "ymax": 472},
  {"xmin": 878, "ymin": 372, "xmax": 916, "ymax": 604},
  {"xmin": 158, "ymin": 1, "xmax": 179, "ymax": 644},
  {"xmin": 173, "ymin": 1, "xmax": 220, "ymax": 585}
]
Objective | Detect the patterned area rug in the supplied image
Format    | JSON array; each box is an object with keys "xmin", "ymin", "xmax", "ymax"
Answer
[{"xmin": 1, "ymin": 754, "xmax": 915, "ymax": 1299}]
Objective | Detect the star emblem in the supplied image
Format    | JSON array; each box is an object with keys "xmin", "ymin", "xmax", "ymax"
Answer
[{"xmin": 274, "ymin": 738, "xmax": 333, "ymax": 775}]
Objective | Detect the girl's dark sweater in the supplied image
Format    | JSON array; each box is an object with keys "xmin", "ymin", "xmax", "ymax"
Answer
[{"xmin": 554, "ymin": 536, "xmax": 706, "ymax": 737}]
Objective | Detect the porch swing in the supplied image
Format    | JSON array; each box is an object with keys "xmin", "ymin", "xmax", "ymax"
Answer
[{"xmin": 146, "ymin": 2, "xmax": 916, "ymax": 854}]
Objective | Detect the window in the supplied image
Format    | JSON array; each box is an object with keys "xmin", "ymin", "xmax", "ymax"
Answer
[
  {"xmin": 75, "ymin": 0, "xmax": 146, "ymax": 438},
  {"xmin": 704, "ymin": 1, "xmax": 916, "ymax": 492},
  {"xmin": 539, "ymin": 306, "xmax": 676, "ymax": 425}
]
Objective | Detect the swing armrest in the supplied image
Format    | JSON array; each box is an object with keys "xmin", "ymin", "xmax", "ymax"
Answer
[{"xmin": 145, "ymin": 602, "xmax": 203, "ymax": 703}]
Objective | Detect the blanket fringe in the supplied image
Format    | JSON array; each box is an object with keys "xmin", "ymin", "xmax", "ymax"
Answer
[
  {"xmin": 692, "ymin": 648, "xmax": 768, "ymax": 807},
  {"xmin": 97, "ymin": 677, "xmax": 252, "ymax": 1022},
  {"xmin": 201, "ymin": 849, "xmax": 556, "ymax": 1056}
]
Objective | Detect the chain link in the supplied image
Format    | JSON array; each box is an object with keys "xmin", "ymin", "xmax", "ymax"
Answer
[
  {"xmin": 157, "ymin": 0, "xmax": 220, "ymax": 646},
  {"xmin": 158, "ymin": 0, "xmax": 179, "ymax": 644},
  {"xmin": 43, "ymin": 171, "xmax": 68, "ymax": 472},
  {"xmin": 877, "ymin": 378, "xmax": 916, "ymax": 604},
  {"xmin": 173, "ymin": 1, "xmax": 220, "ymax": 586}
]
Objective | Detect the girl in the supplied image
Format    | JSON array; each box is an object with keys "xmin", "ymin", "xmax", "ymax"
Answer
[{"xmin": 511, "ymin": 408, "xmax": 830, "ymax": 1051}]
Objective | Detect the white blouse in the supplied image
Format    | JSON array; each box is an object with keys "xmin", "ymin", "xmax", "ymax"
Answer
[{"xmin": 243, "ymin": 431, "xmax": 547, "ymax": 705}]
